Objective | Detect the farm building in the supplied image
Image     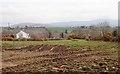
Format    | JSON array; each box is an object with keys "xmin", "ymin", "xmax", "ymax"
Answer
[
  {"xmin": 16, "ymin": 31, "xmax": 30, "ymax": 39},
  {"xmin": 2, "ymin": 27, "xmax": 50, "ymax": 39}
]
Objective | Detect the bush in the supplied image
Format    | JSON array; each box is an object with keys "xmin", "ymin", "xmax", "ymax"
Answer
[
  {"xmin": 49, "ymin": 38, "xmax": 63, "ymax": 40},
  {"xmin": 67, "ymin": 34, "xmax": 85, "ymax": 40},
  {"xmin": 103, "ymin": 32, "xmax": 112, "ymax": 41},
  {"xmin": 34, "ymin": 38, "xmax": 48, "ymax": 41},
  {"xmin": 2, "ymin": 37, "xmax": 13, "ymax": 41},
  {"xmin": 118, "ymin": 36, "xmax": 120, "ymax": 42}
]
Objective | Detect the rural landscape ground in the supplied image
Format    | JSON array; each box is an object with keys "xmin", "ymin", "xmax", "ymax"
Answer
[
  {"xmin": 1, "ymin": 0, "xmax": 119, "ymax": 73},
  {"xmin": 2, "ymin": 40, "xmax": 119, "ymax": 73}
]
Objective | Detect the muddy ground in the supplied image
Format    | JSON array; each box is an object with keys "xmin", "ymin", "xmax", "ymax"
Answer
[{"xmin": 2, "ymin": 44, "xmax": 119, "ymax": 73}]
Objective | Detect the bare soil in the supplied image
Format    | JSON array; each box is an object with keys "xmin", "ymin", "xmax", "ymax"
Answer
[{"xmin": 2, "ymin": 45, "xmax": 119, "ymax": 72}]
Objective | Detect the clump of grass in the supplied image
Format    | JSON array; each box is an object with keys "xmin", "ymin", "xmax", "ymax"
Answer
[{"xmin": 91, "ymin": 64, "xmax": 100, "ymax": 69}]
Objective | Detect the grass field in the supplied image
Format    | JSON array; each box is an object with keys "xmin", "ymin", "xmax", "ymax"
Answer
[
  {"xmin": 2, "ymin": 39, "xmax": 118, "ymax": 49},
  {"xmin": 2, "ymin": 40, "xmax": 119, "ymax": 72}
]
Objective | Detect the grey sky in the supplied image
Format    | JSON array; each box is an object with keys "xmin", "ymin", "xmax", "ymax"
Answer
[{"xmin": 0, "ymin": 0, "xmax": 119, "ymax": 26}]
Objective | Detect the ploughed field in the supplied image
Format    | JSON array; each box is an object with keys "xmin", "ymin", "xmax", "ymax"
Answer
[{"xmin": 2, "ymin": 40, "xmax": 119, "ymax": 72}]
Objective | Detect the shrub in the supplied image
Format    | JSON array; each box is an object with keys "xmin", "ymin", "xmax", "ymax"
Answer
[
  {"xmin": 2, "ymin": 37, "xmax": 13, "ymax": 41},
  {"xmin": 67, "ymin": 34, "xmax": 85, "ymax": 40},
  {"xmin": 103, "ymin": 32, "xmax": 112, "ymax": 41}
]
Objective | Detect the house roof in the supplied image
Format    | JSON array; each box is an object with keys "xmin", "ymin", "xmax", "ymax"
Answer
[{"xmin": 17, "ymin": 30, "xmax": 29, "ymax": 35}]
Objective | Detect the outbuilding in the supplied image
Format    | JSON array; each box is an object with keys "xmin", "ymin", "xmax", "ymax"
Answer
[{"xmin": 16, "ymin": 31, "xmax": 30, "ymax": 39}]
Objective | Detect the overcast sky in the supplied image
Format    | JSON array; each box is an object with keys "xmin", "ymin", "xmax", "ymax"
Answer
[{"xmin": 0, "ymin": 0, "xmax": 119, "ymax": 26}]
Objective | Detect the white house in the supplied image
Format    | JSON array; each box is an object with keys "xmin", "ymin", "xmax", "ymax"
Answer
[{"xmin": 16, "ymin": 31, "xmax": 30, "ymax": 39}]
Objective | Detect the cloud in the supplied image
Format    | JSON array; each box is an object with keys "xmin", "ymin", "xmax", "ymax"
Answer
[{"xmin": 0, "ymin": 0, "xmax": 119, "ymax": 26}]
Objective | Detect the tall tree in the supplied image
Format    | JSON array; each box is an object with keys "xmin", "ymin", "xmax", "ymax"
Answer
[
  {"xmin": 60, "ymin": 33, "xmax": 64, "ymax": 38},
  {"xmin": 112, "ymin": 30, "xmax": 117, "ymax": 37},
  {"xmin": 65, "ymin": 29, "xmax": 68, "ymax": 34},
  {"xmin": 48, "ymin": 32, "xmax": 52, "ymax": 38}
]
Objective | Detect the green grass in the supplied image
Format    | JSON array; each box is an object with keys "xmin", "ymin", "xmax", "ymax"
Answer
[{"xmin": 2, "ymin": 39, "xmax": 118, "ymax": 50}]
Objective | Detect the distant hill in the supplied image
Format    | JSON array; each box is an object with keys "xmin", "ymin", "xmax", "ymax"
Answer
[
  {"xmin": 49, "ymin": 19, "xmax": 118, "ymax": 27},
  {"xmin": 11, "ymin": 23, "xmax": 47, "ymax": 28},
  {"xmin": 11, "ymin": 19, "xmax": 118, "ymax": 28}
]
